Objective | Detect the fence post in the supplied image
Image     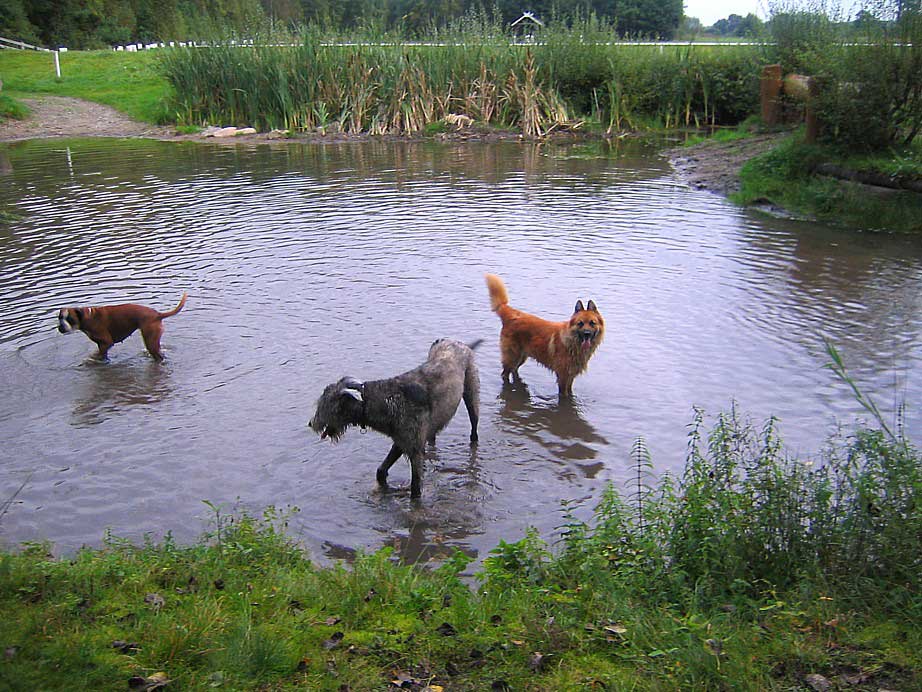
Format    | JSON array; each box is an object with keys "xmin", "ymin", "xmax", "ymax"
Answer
[
  {"xmin": 53, "ymin": 50, "xmax": 61, "ymax": 78},
  {"xmin": 760, "ymin": 64, "xmax": 782, "ymax": 126},
  {"xmin": 804, "ymin": 77, "xmax": 819, "ymax": 143}
]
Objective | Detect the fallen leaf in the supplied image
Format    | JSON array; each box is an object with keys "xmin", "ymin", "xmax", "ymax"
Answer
[
  {"xmin": 390, "ymin": 670, "xmax": 418, "ymax": 688},
  {"xmin": 422, "ymin": 686, "xmax": 444, "ymax": 692},
  {"xmin": 804, "ymin": 673, "xmax": 831, "ymax": 692},
  {"xmin": 603, "ymin": 624, "xmax": 627, "ymax": 636},
  {"xmin": 528, "ymin": 651, "xmax": 547, "ymax": 672},
  {"xmin": 322, "ymin": 632, "xmax": 344, "ymax": 650},
  {"xmin": 325, "ymin": 616, "xmax": 342, "ymax": 626},
  {"xmin": 147, "ymin": 672, "xmax": 170, "ymax": 688},
  {"xmin": 436, "ymin": 622, "xmax": 457, "ymax": 637},
  {"xmin": 842, "ymin": 672, "xmax": 870, "ymax": 685},
  {"xmin": 143, "ymin": 593, "xmax": 165, "ymax": 610},
  {"xmin": 111, "ymin": 640, "xmax": 141, "ymax": 654},
  {"xmin": 704, "ymin": 638, "xmax": 723, "ymax": 657}
]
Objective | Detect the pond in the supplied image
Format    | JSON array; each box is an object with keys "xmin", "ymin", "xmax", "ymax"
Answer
[{"xmin": 1, "ymin": 137, "xmax": 920, "ymax": 564}]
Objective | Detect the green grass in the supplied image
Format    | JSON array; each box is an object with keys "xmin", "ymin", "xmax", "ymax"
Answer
[
  {"xmin": 0, "ymin": 92, "xmax": 30, "ymax": 120},
  {"xmin": 735, "ymin": 133, "xmax": 922, "ymax": 232},
  {"xmin": 0, "ymin": 50, "xmax": 172, "ymax": 123}
]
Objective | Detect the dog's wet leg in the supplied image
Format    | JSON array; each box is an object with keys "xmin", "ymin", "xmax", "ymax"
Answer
[
  {"xmin": 94, "ymin": 340, "xmax": 113, "ymax": 360},
  {"xmin": 142, "ymin": 324, "xmax": 165, "ymax": 361},
  {"xmin": 376, "ymin": 443, "xmax": 402, "ymax": 487},
  {"xmin": 463, "ymin": 376, "xmax": 480, "ymax": 443},
  {"xmin": 409, "ymin": 453, "xmax": 424, "ymax": 499},
  {"xmin": 557, "ymin": 375, "xmax": 575, "ymax": 399}
]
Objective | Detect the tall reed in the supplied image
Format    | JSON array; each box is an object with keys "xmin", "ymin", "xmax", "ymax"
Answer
[{"xmin": 158, "ymin": 25, "xmax": 766, "ymax": 135}]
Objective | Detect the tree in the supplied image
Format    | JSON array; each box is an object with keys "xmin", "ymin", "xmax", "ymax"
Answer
[
  {"xmin": 0, "ymin": 0, "xmax": 41, "ymax": 44},
  {"xmin": 595, "ymin": 0, "xmax": 683, "ymax": 38},
  {"xmin": 710, "ymin": 12, "xmax": 763, "ymax": 37}
]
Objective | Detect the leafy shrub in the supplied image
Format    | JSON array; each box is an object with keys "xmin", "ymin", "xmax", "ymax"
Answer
[{"xmin": 769, "ymin": 1, "xmax": 922, "ymax": 149}]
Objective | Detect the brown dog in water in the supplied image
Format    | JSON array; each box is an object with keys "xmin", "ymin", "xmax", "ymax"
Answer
[
  {"xmin": 485, "ymin": 274, "xmax": 603, "ymax": 398},
  {"xmin": 57, "ymin": 293, "xmax": 187, "ymax": 361}
]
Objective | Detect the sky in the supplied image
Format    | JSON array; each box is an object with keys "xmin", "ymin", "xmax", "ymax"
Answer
[
  {"xmin": 683, "ymin": 0, "xmax": 767, "ymax": 26},
  {"xmin": 685, "ymin": 0, "xmax": 863, "ymax": 26}
]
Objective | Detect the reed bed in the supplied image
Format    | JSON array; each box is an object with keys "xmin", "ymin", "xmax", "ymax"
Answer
[{"xmin": 158, "ymin": 29, "xmax": 766, "ymax": 135}]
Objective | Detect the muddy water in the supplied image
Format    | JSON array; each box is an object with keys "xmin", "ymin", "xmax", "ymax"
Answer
[{"xmin": 1, "ymin": 137, "xmax": 920, "ymax": 563}]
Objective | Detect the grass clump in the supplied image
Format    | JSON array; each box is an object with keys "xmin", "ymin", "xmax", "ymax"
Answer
[{"xmin": 0, "ymin": 93, "xmax": 30, "ymax": 121}]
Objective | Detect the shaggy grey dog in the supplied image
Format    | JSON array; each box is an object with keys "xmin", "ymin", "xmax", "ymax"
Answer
[{"xmin": 309, "ymin": 338, "xmax": 481, "ymax": 499}]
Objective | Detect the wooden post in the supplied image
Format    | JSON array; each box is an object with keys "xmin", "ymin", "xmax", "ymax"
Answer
[
  {"xmin": 804, "ymin": 76, "xmax": 819, "ymax": 143},
  {"xmin": 760, "ymin": 64, "xmax": 782, "ymax": 126}
]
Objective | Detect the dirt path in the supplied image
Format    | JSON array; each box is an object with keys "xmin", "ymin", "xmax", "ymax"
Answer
[
  {"xmin": 0, "ymin": 95, "xmax": 174, "ymax": 142},
  {"xmin": 667, "ymin": 133, "xmax": 785, "ymax": 196}
]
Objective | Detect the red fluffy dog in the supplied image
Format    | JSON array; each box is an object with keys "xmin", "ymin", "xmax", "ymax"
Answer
[{"xmin": 485, "ymin": 274, "xmax": 604, "ymax": 398}]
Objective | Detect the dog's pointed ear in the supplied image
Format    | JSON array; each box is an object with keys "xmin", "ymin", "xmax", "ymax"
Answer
[
  {"xmin": 574, "ymin": 300, "xmax": 585, "ymax": 314},
  {"xmin": 587, "ymin": 300, "xmax": 599, "ymax": 313}
]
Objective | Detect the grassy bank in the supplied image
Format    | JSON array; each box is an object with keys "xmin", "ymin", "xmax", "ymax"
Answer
[
  {"xmin": 0, "ymin": 49, "xmax": 170, "ymax": 123},
  {"xmin": 734, "ymin": 133, "xmax": 922, "ymax": 232},
  {"xmin": 2, "ymin": 397, "xmax": 920, "ymax": 690}
]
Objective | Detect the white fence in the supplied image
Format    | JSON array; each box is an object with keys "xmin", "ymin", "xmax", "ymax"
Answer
[{"xmin": 0, "ymin": 36, "xmax": 51, "ymax": 51}]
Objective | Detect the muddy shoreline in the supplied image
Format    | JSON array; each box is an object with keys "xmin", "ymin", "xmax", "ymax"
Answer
[{"xmin": 1, "ymin": 95, "xmax": 778, "ymax": 195}]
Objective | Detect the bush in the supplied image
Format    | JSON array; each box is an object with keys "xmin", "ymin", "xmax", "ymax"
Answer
[{"xmin": 769, "ymin": 1, "xmax": 922, "ymax": 150}]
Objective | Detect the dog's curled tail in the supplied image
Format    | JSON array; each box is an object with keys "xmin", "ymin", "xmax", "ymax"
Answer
[
  {"xmin": 485, "ymin": 274, "xmax": 509, "ymax": 312},
  {"xmin": 158, "ymin": 292, "xmax": 188, "ymax": 320}
]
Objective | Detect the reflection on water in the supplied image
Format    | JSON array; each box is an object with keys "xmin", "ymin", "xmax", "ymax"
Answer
[
  {"xmin": 0, "ymin": 136, "xmax": 920, "ymax": 564},
  {"xmin": 497, "ymin": 381, "xmax": 607, "ymax": 478},
  {"xmin": 70, "ymin": 358, "xmax": 175, "ymax": 427}
]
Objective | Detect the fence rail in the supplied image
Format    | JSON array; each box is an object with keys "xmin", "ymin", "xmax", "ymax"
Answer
[{"xmin": 0, "ymin": 36, "xmax": 50, "ymax": 51}]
